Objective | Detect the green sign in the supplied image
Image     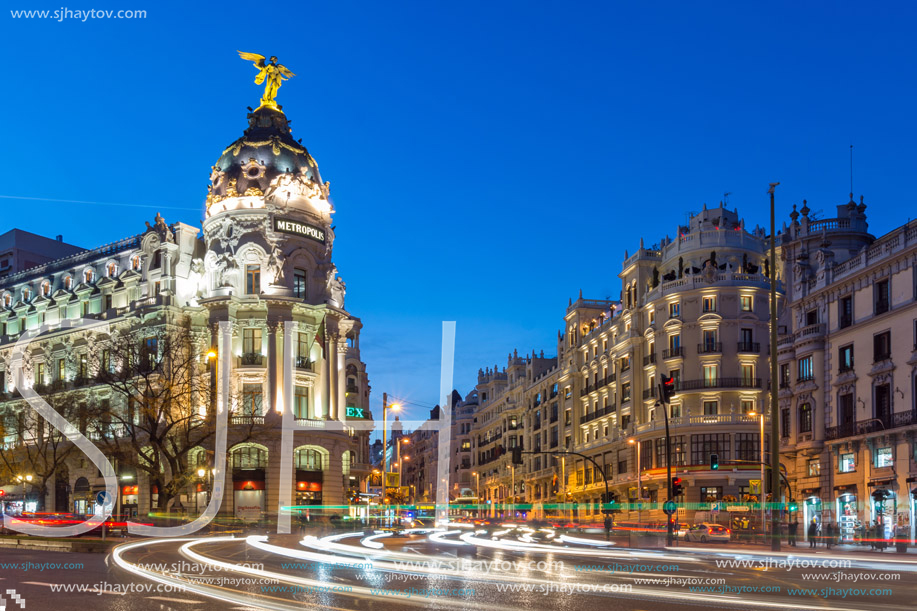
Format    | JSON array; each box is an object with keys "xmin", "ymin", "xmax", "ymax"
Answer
[{"xmin": 346, "ymin": 406, "xmax": 365, "ymax": 419}]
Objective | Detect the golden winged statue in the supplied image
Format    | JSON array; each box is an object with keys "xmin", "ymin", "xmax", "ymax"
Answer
[{"xmin": 238, "ymin": 51, "xmax": 295, "ymax": 109}]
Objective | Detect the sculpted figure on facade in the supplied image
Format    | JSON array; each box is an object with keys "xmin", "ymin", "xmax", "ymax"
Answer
[{"xmin": 267, "ymin": 245, "xmax": 286, "ymax": 285}]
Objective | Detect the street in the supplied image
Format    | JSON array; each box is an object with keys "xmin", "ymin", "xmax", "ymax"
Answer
[{"xmin": 4, "ymin": 526, "xmax": 916, "ymax": 611}]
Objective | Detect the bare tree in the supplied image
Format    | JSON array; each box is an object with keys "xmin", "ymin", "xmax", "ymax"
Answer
[
  {"xmin": 89, "ymin": 315, "xmax": 255, "ymax": 513},
  {"xmin": 0, "ymin": 392, "xmax": 82, "ymax": 512}
]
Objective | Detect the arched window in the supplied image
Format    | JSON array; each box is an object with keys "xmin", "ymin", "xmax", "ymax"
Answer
[
  {"xmin": 84, "ymin": 269, "xmax": 94, "ymax": 283},
  {"xmin": 64, "ymin": 275, "xmax": 73, "ymax": 290},
  {"xmin": 294, "ymin": 448, "xmax": 324, "ymax": 471},
  {"xmin": 230, "ymin": 445, "xmax": 268, "ymax": 469},
  {"xmin": 131, "ymin": 255, "xmax": 141, "ymax": 271},
  {"xmin": 41, "ymin": 281, "xmax": 51, "ymax": 296},
  {"xmin": 22, "ymin": 288, "xmax": 31, "ymax": 301},
  {"xmin": 107, "ymin": 262, "xmax": 117, "ymax": 278},
  {"xmin": 2, "ymin": 293, "xmax": 10, "ymax": 307}
]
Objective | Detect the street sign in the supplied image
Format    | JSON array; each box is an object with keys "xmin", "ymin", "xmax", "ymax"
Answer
[
  {"xmin": 749, "ymin": 479, "xmax": 761, "ymax": 494},
  {"xmin": 96, "ymin": 490, "xmax": 112, "ymax": 506},
  {"xmin": 663, "ymin": 500, "xmax": 677, "ymax": 515}
]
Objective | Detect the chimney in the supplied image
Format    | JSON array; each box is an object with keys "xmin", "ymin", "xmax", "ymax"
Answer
[{"xmin": 56, "ymin": 235, "xmax": 63, "ymax": 242}]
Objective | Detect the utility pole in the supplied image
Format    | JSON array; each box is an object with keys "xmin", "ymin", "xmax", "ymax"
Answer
[{"xmin": 768, "ymin": 182, "xmax": 782, "ymax": 552}]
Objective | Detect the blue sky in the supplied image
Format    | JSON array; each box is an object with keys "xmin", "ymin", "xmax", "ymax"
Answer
[{"xmin": 2, "ymin": 1, "xmax": 916, "ymax": 427}]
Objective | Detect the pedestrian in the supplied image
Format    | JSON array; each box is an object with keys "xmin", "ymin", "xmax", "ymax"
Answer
[
  {"xmin": 808, "ymin": 518, "xmax": 818, "ymax": 549},
  {"xmin": 788, "ymin": 520, "xmax": 798, "ymax": 547},
  {"xmin": 825, "ymin": 522, "xmax": 836, "ymax": 549}
]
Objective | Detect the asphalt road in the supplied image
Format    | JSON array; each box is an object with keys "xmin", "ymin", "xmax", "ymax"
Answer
[{"xmin": 3, "ymin": 528, "xmax": 916, "ymax": 611}]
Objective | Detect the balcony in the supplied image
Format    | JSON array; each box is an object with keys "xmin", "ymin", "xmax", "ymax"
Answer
[
  {"xmin": 737, "ymin": 342, "xmax": 760, "ymax": 353},
  {"xmin": 795, "ymin": 323, "xmax": 825, "ymax": 342},
  {"xmin": 875, "ymin": 299, "xmax": 889, "ymax": 315},
  {"xmin": 662, "ymin": 347, "xmax": 684, "ymax": 359},
  {"xmin": 642, "ymin": 388, "xmax": 656, "ymax": 400},
  {"xmin": 294, "ymin": 356, "xmax": 313, "ymax": 370},
  {"xmin": 838, "ymin": 364, "xmax": 854, "ymax": 374},
  {"xmin": 346, "ymin": 384, "xmax": 359, "ymax": 394},
  {"xmin": 673, "ymin": 377, "xmax": 761, "ymax": 391},
  {"xmin": 231, "ymin": 415, "xmax": 265, "ymax": 425},
  {"xmin": 581, "ymin": 405, "xmax": 616, "ymax": 424},
  {"xmin": 697, "ymin": 342, "xmax": 723, "ymax": 354},
  {"xmin": 239, "ymin": 352, "xmax": 264, "ymax": 366},
  {"xmin": 643, "ymin": 354, "xmax": 656, "ymax": 366},
  {"xmin": 839, "ymin": 315, "xmax": 852, "ymax": 329},
  {"xmin": 825, "ymin": 411, "xmax": 917, "ymax": 440}
]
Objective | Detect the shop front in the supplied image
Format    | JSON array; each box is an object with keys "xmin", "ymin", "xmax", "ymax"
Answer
[
  {"xmin": 233, "ymin": 472, "xmax": 265, "ymax": 522},
  {"xmin": 870, "ymin": 485, "xmax": 896, "ymax": 540},
  {"xmin": 803, "ymin": 495, "xmax": 823, "ymax": 541},
  {"xmin": 72, "ymin": 477, "xmax": 92, "ymax": 515},
  {"xmin": 835, "ymin": 487, "xmax": 859, "ymax": 543},
  {"xmin": 121, "ymin": 485, "xmax": 139, "ymax": 518}
]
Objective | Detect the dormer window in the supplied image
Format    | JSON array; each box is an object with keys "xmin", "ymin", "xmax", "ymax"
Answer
[
  {"xmin": 41, "ymin": 281, "xmax": 51, "ymax": 297},
  {"xmin": 64, "ymin": 275, "xmax": 73, "ymax": 290},
  {"xmin": 84, "ymin": 269, "xmax": 94, "ymax": 283},
  {"xmin": 107, "ymin": 262, "xmax": 117, "ymax": 278},
  {"xmin": 2, "ymin": 293, "xmax": 10, "ymax": 307},
  {"xmin": 22, "ymin": 288, "xmax": 31, "ymax": 301},
  {"xmin": 131, "ymin": 255, "xmax": 141, "ymax": 271}
]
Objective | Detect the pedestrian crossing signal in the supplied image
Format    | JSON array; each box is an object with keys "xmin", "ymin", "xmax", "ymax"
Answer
[{"xmin": 710, "ymin": 454, "xmax": 719, "ymax": 470}]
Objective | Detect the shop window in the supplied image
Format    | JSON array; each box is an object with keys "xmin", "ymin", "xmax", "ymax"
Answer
[
  {"xmin": 875, "ymin": 447, "xmax": 893, "ymax": 468},
  {"xmin": 839, "ymin": 453, "xmax": 855, "ymax": 473}
]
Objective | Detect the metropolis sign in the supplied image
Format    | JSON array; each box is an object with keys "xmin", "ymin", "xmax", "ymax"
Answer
[{"xmin": 273, "ymin": 217, "xmax": 326, "ymax": 243}]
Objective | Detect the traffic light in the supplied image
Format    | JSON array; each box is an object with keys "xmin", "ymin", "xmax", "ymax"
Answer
[
  {"xmin": 872, "ymin": 489, "xmax": 887, "ymax": 506},
  {"xmin": 710, "ymin": 453, "xmax": 719, "ymax": 470},
  {"xmin": 601, "ymin": 491, "xmax": 618, "ymax": 514},
  {"xmin": 511, "ymin": 446, "xmax": 524, "ymax": 465},
  {"xmin": 671, "ymin": 476, "xmax": 683, "ymax": 497},
  {"xmin": 660, "ymin": 374, "xmax": 676, "ymax": 403},
  {"xmin": 788, "ymin": 500, "xmax": 798, "ymax": 512}
]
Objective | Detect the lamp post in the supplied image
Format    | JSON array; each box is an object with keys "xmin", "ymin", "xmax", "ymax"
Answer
[
  {"xmin": 749, "ymin": 411, "xmax": 766, "ymax": 539},
  {"xmin": 381, "ymin": 393, "xmax": 400, "ymax": 477},
  {"xmin": 472, "ymin": 471, "xmax": 480, "ymax": 517},
  {"xmin": 628, "ymin": 438, "xmax": 641, "ymax": 523},
  {"xmin": 768, "ymin": 181, "xmax": 781, "ymax": 551}
]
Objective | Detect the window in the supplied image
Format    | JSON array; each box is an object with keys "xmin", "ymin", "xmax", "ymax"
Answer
[
  {"xmin": 101, "ymin": 349, "xmax": 111, "ymax": 374},
  {"xmin": 735, "ymin": 433, "xmax": 760, "ymax": 461},
  {"xmin": 2, "ymin": 293, "xmax": 9, "ymax": 306},
  {"xmin": 78, "ymin": 354, "xmax": 87, "ymax": 379},
  {"xmin": 564, "ymin": 408, "xmax": 571, "ymax": 425},
  {"xmin": 781, "ymin": 407, "xmax": 790, "ymax": 437},
  {"xmin": 241, "ymin": 383, "xmax": 263, "ymax": 416},
  {"xmin": 876, "ymin": 447, "xmax": 893, "ymax": 468},
  {"xmin": 875, "ymin": 383, "xmax": 891, "ymax": 421},
  {"xmin": 621, "ymin": 383, "xmax": 631, "ymax": 402},
  {"xmin": 701, "ymin": 329, "xmax": 718, "ymax": 351},
  {"xmin": 668, "ymin": 302, "xmax": 680, "ymax": 318},
  {"xmin": 839, "ymin": 295, "xmax": 853, "ymax": 328},
  {"xmin": 669, "ymin": 333, "xmax": 681, "ymax": 351},
  {"xmin": 648, "ymin": 309, "xmax": 655, "ymax": 325},
  {"xmin": 141, "ymin": 337, "xmax": 158, "ymax": 371},
  {"xmin": 41, "ymin": 281, "xmax": 50, "ymax": 296},
  {"xmin": 703, "ymin": 400, "xmax": 718, "ymax": 415},
  {"xmin": 875, "ymin": 279, "xmax": 889, "ymax": 314},
  {"xmin": 35, "ymin": 362, "xmax": 45, "ymax": 386},
  {"xmin": 839, "ymin": 453, "xmax": 855, "ymax": 473},
  {"xmin": 617, "ymin": 449, "xmax": 628, "ymax": 474},
  {"xmin": 84, "ymin": 269, "xmax": 94, "ymax": 283},
  {"xmin": 293, "ymin": 385, "xmax": 309, "ymax": 419},
  {"xmin": 741, "ymin": 399, "xmax": 754, "ymax": 414},
  {"xmin": 780, "ymin": 363, "xmax": 790, "ymax": 388},
  {"xmin": 640, "ymin": 440, "xmax": 653, "ymax": 470},
  {"xmin": 131, "ymin": 255, "xmax": 141, "ymax": 271},
  {"xmin": 22, "ymin": 288, "xmax": 30, "ymax": 301},
  {"xmin": 107, "ymin": 262, "xmax": 117, "ymax": 277},
  {"xmin": 838, "ymin": 344, "xmax": 854, "ymax": 372},
  {"xmin": 740, "ymin": 295, "xmax": 752, "ymax": 312},
  {"xmin": 703, "ymin": 364, "xmax": 718, "ymax": 387},
  {"xmin": 243, "ymin": 327, "xmax": 262, "ymax": 355},
  {"xmin": 691, "ymin": 433, "xmax": 730, "ymax": 464},
  {"xmin": 57, "ymin": 358, "xmax": 65, "ymax": 381},
  {"xmin": 806, "ymin": 309, "xmax": 818, "ymax": 326},
  {"xmin": 293, "ymin": 268, "xmax": 307, "ymax": 299},
  {"xmin": 702, "ymin": 295, "xmax": 718, "ymax": 313},
  {"xmin": 245, "ymin": 265, "xmax": 260, "ymax": 294},
  {"xmin": 741, "ymin": 364, "xmax": 755, "ymax": 385},
  {"xmin": 798, "ymin": 402, "xmax": 812, "ymax": 433},
  {"xmin": 873, "ymin": 331, "xmax": 891, "ymax": 362},
  {"xmin": 620, "ymin": 356, "xmax": 630, "ymax": 371},
  {"xmin": 797, "ymin": 355, "xmax": 813, "ymax": 381},
  {"xmin": 700, "ymin": 486, "xmax": 722, "ymax": 502},
  {"xmin": 807, "ymin": 459, "xmax": 820, "ymax": 477},
  {"xmin": 621, "ymin": 414, "xmax": 631, "ymax": 429},
  {"xmin": 739, "ymin": 327, "xmax": 754, "ymax": 351}
]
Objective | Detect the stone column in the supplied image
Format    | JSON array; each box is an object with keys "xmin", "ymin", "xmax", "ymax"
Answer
[
  {"xmin": 321, "ymin": 341, "xmax": 331, "ymax": 419},
  {"xmin": 337, "ymin": 338, "xmax": 347, "ymax": 423},
  {"xmin": 266, "ymin": 322, "xmax": 278, "ymax": 414},
  {"xmin": 325, "ymin": 446, "xmax": 344, "ymax": 507}
]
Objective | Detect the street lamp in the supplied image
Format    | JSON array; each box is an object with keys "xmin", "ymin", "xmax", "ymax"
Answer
[
  {"xmin": 381, "ymin": 393, "xmax": 400, "ymax": 477},
  {"xmin": 628, "ymin": 438, "xmax": 641, "ymax": 523},
  {"xmin": 749, "ymin": 411, "xmax": 766, "ymax": 537}
]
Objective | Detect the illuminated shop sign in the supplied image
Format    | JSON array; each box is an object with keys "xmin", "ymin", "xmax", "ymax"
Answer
[
  {"xmin": 346, "ymin": 406, "xmax": 365, "ymax": 419},
  {"xmin": 274, "ymin": 217, "xmax": 325, "ymax": 243}
]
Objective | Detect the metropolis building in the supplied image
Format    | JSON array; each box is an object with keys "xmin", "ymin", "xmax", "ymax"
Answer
[{"xmin": 0, "ymin": 96, "xmax": 372, "ymax": 520}]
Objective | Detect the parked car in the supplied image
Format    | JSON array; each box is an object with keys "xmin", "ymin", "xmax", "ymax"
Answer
[{"xmin": 683, "ymin": 522, "xmax": 730, "ymax": 543}]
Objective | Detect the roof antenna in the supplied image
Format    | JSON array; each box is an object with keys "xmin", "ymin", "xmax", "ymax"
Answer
[{"xmin": 849, "ymin": 144, "xmax": 854, "ymax": 201}]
